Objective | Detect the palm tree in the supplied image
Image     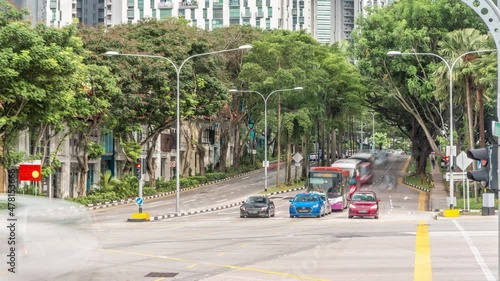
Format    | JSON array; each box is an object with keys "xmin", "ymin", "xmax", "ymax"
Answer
[
  {"xmin": 436, "ymin": 28, "xmax": 490, "ymax": 201},
  {"xmin": 436, "ymin": 28, "xmax": 490, "ymax": 151}
]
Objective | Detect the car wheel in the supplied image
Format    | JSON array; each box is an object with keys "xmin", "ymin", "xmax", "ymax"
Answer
[
  {"xmin": 348, "ymin": 216, "xmax": 353, "ymax": 219},
  {"xmin": 240, "ymin": 215, "xmax": 245, "ymax": 218},
  {"xmin": 290, "ymin": 215, "xmax": 294, "ymax": 218},
  {"xmin": 375, "ymin": 216, "xmax": 379, "ymax": 219},
  {"xmin": 271, "ymin": 210, "xmax": 275, "ymax": 217}
]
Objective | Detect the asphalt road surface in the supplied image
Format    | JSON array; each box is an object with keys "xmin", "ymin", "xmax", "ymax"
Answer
[{"xmin": 1, "ymin": 155, "xmax": 497, "ymax": 281}]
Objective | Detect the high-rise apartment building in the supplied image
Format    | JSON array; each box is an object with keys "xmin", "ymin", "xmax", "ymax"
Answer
[{"xmin": 10, "ymin": 0, "xmax": 387, "ymax": 44}]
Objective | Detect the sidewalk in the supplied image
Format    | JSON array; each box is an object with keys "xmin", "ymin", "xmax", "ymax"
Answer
[{"xmin": 429, "ymin": 162, "xmax": 448, "ymax": 211}]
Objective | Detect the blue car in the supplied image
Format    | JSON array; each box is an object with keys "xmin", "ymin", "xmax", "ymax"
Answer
[{"xmin": 289, "ymin": 193, "xmax": 325, "ymax": 218}]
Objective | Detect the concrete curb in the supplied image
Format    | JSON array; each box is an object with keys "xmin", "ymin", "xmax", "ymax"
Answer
[
  {"xmin": 148, "ymin": 186, "xmax": 307, "ymax": 221},
  {"xmin": 402, "ymin": 181, "xmax": 430, "ymax": 193},
  {"xmin": 149, "ymin": 201, "xmax": 243, "ymax": 221}
]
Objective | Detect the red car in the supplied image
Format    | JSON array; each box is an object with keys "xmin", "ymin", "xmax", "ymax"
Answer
[{"xmin": 348, "ymin": 191, "xmax": 380, "ymax": 219}]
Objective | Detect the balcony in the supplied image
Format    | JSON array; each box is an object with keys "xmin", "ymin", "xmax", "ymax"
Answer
[
  {"xmin": 255, "ymin": 11, "xmax": 264, "ymax": 17},
  {"xmin": 158, "ymin": 2, "xmax": 174, "ymax": 8},
  {"xmin": 241, "ymin": 11, "xmax": 251, "ymax": 18},
  {"xmin": 179, "ymin": 0, "xmax": 198, "ymax": 8}
]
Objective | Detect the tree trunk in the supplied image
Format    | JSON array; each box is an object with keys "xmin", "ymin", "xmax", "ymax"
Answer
[
  {"xmin": 219, "ymin": 123, "xmax": 230, "ymax": 172},
  {"xmin": 301, "ymin": 136, "xmax": 308, "ymax": 178},
  {"xmin": 233, "ymin": 120, "xmax": 242, "ymax": 167},
  {"xmin": 477, "ymin": 87, "xmax": 485, "ymax": 148},
  {"xmin": 78, "ymin": 151, "xmax": 89, "ymax": 197},
  {"xmin": 146, "ymin": 133, "xmax": 160, "ymax": 188},
  {"xmin": 286, "ymin": 133, "xmax": 292, "ymax": 185},
  {"xmin": 332, "ymin": 128, "xmax": 337, "ymax": 162},
  {"xmin": 182, "ymin": 121, "xmax": 195, "ymax": 177},
  {"xmin": 276, "ymin": 93, "xmax": 281, "ymax": 188}
]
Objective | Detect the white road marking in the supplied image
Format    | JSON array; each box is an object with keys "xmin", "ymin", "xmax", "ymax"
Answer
[{"xmin": 453, "ymin": 219, "xmax": 495, "ymax": 281}]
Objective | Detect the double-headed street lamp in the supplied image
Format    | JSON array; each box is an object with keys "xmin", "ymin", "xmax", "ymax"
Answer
[
  {"xmin": 106, "ymin": 45, "xmax": 252, "ymax": 213},
  {"xmin": 387, "ymin": 49, "xmax": 496, "ymax": 209},
  {"xmin": 228, "ymin": 87, "xmax": 304, "ymax": 192}
]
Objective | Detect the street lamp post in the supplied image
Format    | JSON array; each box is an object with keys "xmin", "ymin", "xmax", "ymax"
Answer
[
  {"xmin": 106, "ymin": 45, "xmax": 252, "ymax": 213},
  {"xmin": 228, "ymin": 87, "xmax": 304, "ymax": 192},
  {"xmin": 387, "ymin": 49, "xmax": 496, "ymax": 209}
]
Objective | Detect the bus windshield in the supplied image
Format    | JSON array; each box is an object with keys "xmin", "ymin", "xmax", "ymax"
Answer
[{"xmin": 308, "ymin": 176, "xmax": 341, "ymax": 198}]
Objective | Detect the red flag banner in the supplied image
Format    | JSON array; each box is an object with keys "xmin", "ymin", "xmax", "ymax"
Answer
[{"xmin": 19, "ymin": 164, "xmax": 42, "ymax": 181}]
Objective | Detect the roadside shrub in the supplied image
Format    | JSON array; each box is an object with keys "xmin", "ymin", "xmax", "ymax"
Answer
[
  {"xmin": 142, "ymin": 187, "xmax": 156, "ymax": 196},
  {"xmin": 157, "ymin": 180, "xmax": 176, "ymax": 192},
  {"xmin": 205, "ymin": 172, "xmax": 226, "ymax": 181}
]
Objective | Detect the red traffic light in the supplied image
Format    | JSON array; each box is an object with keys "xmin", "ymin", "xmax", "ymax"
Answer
[
  {"xmin": 444, "ymin": 156, "xmax": 449, "ymax": 162},
  {"xmin": 136, "ymin": 163, "xmax": 141, "ymax": 168}
]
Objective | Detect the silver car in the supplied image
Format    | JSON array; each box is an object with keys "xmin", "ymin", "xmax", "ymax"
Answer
[{"xmin": 310, "ymin": 192, "xmax": 331, "ymax": 215}]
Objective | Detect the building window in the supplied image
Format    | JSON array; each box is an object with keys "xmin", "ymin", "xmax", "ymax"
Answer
[
  {"xmin": 160, "ymin": 9, "xmax": 172, "ymax": 18},
  {"xmin": 205, "ymin": 19, "xmax": 209, "ymax": 29},
  {"xmin": 266, "ymin": 18, "xmax": 270, "ymax": 29},
  {"xmin": 212, "ymin": 19, "xmax": 223, "ymax": 28},
  {"xmin": 256, "ymin": 18, "xmax": 260, "ymax": 27},
  {"xmin": 229, "ymin": 8, "xmax": 239, "ymax": 18},
  {"xmin": 179, "ymin": 9, "xmax": 185, "ymax": 17},
  {"xmin": 202, "ymin": 129, "xmax": 210, "ymax": 144},
  {"xmin": 127, "ymin": 0, "xmax": 134, "ymax": 7},
  {"xmin": 191, "ymin": 19, "xmax": 197, "ymax": 26},
  {"xmin": 230, "ymin": 18, "xmax": 240, "ymax": 25},
  {"xmin": 213, "ymin": 8, "xmax": 223, "ymax": 18},
  {"xmin": 267, "ymin": 7, "xmax": 272, "ymax": 17},
  {"xmin": 243, "ymin": 18, "xmax": 250, "ymax": 25}
]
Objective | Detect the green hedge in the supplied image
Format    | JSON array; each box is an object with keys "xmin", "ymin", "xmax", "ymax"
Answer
[{"xmin": 66, "ymin": 168, "xmax": 258, "ymax": 205}]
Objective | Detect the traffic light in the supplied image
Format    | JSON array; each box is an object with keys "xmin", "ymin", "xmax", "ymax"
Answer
[
  {"xmin": 135, "ymin": 160, "xmax": 141, "ymax": 179},
  {"xmin": 466, "ymin": 146, "xmax": 498, "ymax": 190}
]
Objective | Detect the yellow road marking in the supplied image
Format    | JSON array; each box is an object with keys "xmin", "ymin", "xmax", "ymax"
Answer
[
  {"xmin": 418, "ymin": 192, "xmax": 426, "ymax": 211},
  {"xmin": 217, "ymin": 252, "xmax": 225, "ymax": 256},
  {"xmin": 103, "ymin": 249, "xmax": 329, "ymax": 281},
  {"xmin": 187, "ymin": 264, "xmax": 198, "ymax": 268},
  {"xmin": 414, "ymin": 220, "xmax": 432, "ymax": 281},
  {"xmin": 201, "ymin": 261, "xmax": 330, "ymax": 281},
  {"xmin": 154, "ymin": 278, "xmax": 165, "ymax": 281}
]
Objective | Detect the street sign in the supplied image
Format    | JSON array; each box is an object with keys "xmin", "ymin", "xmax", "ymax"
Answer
[
  {"xmin": 445, "ymin": 172, "xmax": 469, "ymax": 181},
  {"xmin": 135, "ymin": 197, "xmax": 143, "ymax": 206},
  {"xmin": 18, "ymin": 163, "xmax": 42, "ymax": 181},
  {"xmin": 493, "ymin": 121, "xmax": 500, "ymax": 137},
  {"xmin": 292, "ymin": 153, "xmax": 303, "ymax": 163},
  {"xmin": 446, "ymin": 145, "xmax": 457, "ymax": 157},
  {"xmin": 456, "ymin": 151, "xmax": 473, "ymax": 170}
]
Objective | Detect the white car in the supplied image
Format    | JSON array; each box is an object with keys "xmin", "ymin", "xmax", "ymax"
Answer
[{"xmin": 309, "ymin": 153, "xmax": 318, "ymax": 161}]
